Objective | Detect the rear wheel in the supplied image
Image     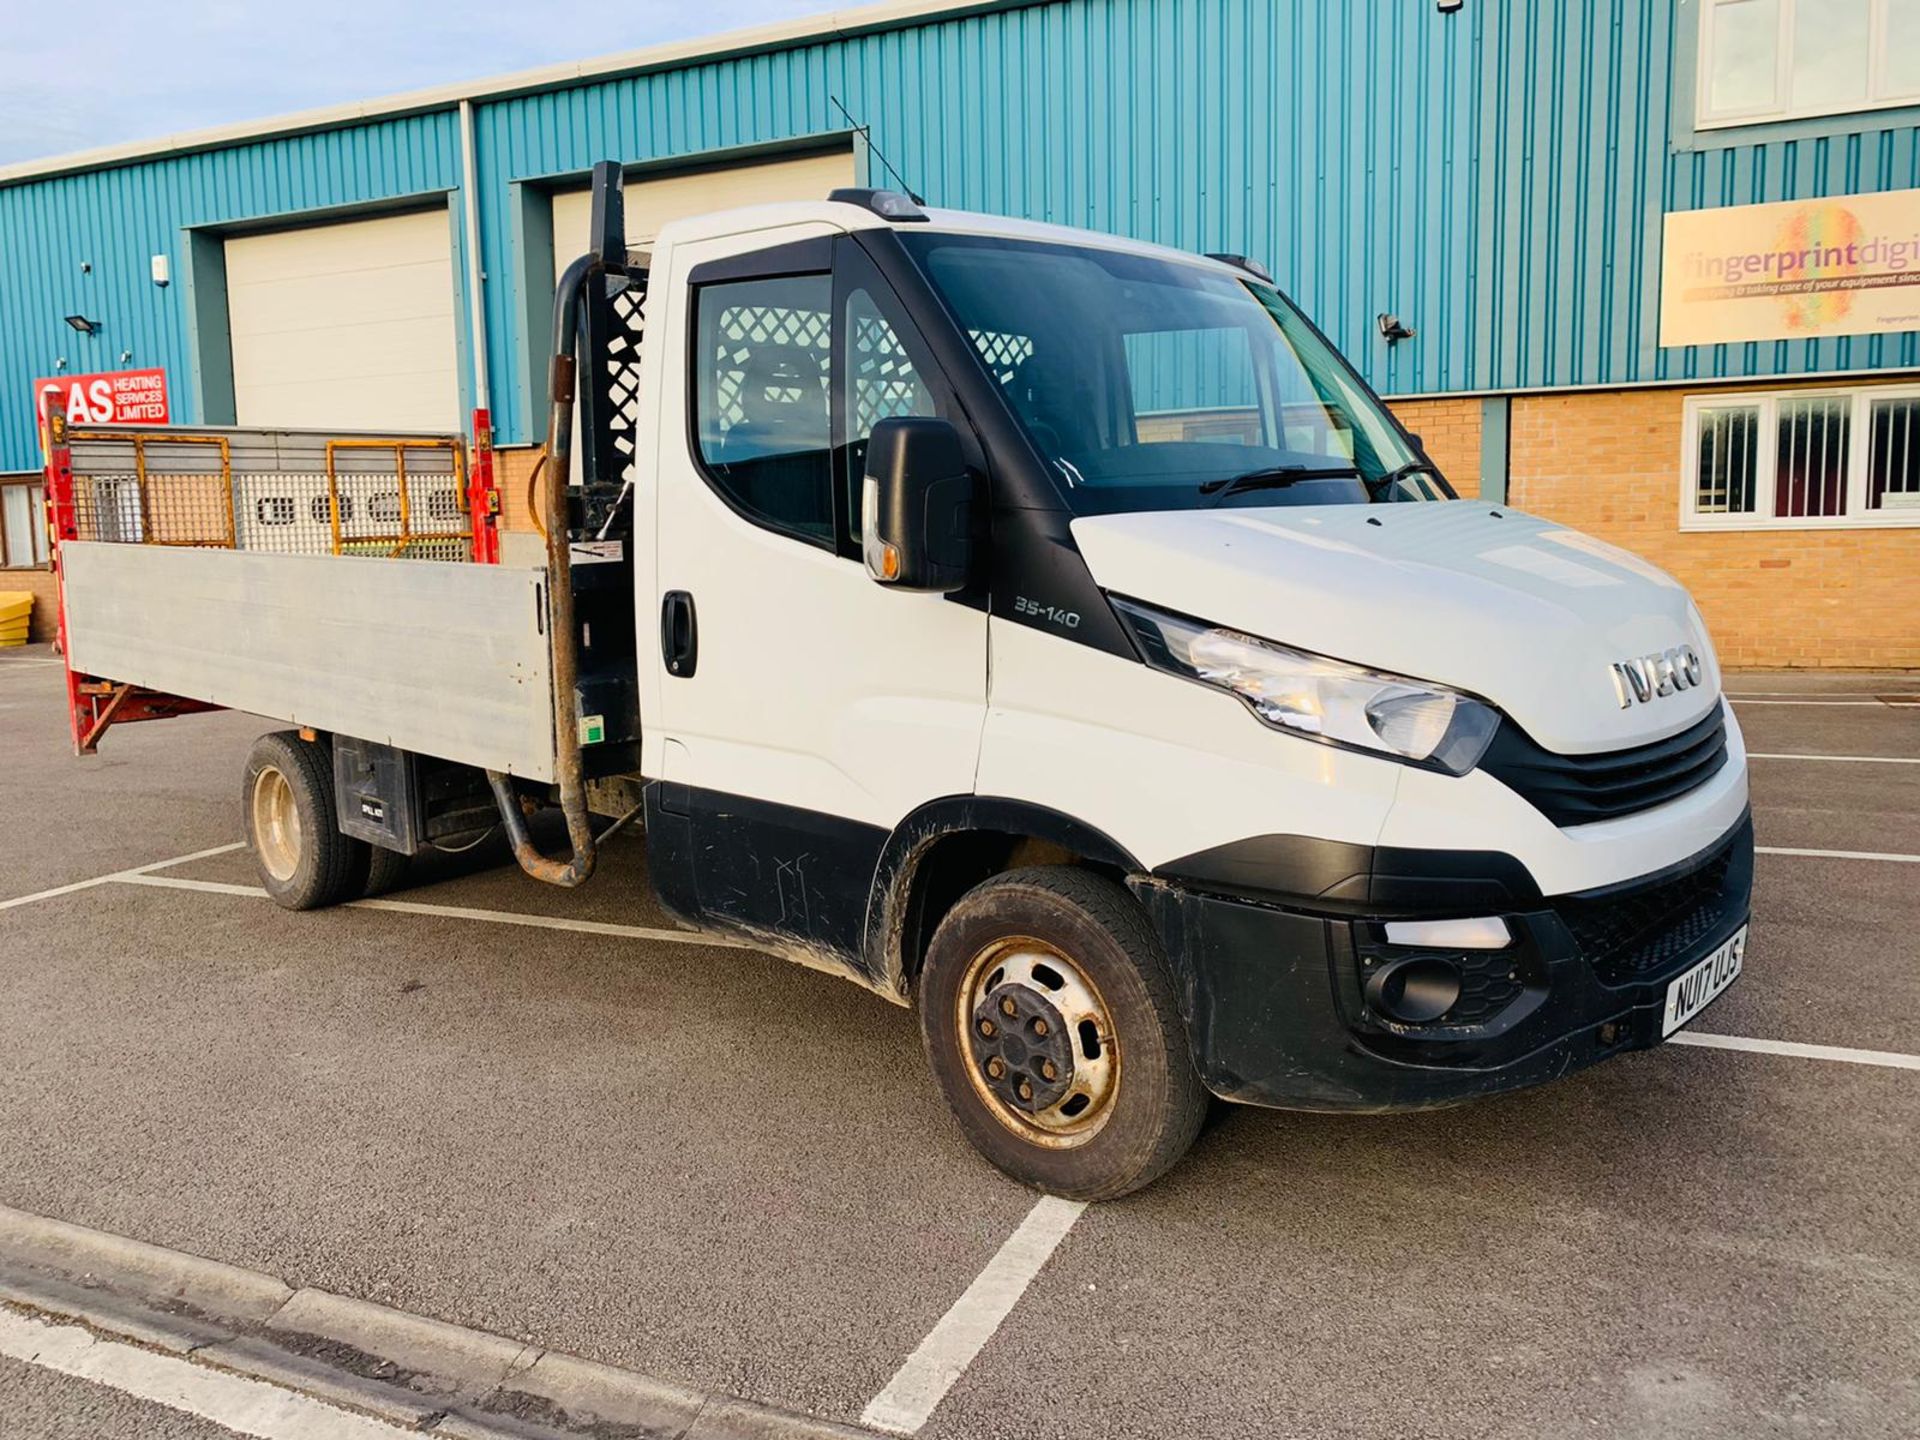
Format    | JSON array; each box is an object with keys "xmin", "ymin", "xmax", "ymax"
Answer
[
  {"xmin": 918, "ymin": 866, "xmax": 1207, "ymax": 1200},
  {"xmin": 361, "ymin": 844, "xmax": 409, "ymax": 898},
  {"xmin": 242, "ymin": 732, "xmax": 367, "ymax": 911}
]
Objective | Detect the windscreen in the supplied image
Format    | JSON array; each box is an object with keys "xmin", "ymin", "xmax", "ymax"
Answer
[{"xmin": 901, "ymin": 233, "xmax": 1445, "ymax": 515}]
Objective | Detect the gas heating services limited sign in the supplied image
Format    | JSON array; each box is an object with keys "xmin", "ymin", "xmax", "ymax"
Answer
[{"xmin": 32, "ymin": 367, "xmax": 171, "ymax": 427}]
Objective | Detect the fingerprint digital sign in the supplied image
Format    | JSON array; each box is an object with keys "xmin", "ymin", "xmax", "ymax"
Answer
[{"xmin": 1661, "ymin": 189, "xmax": 1920, "ymax": 346}]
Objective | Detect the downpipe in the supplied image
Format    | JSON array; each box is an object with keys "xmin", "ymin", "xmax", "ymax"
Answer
[{"xmin": 488, "ymin": 253, "xmax": 602, "ymax": 887}]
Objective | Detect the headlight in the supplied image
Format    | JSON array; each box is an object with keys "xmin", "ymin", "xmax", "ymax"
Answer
[{"xmin": 1113, "ymin": 598, "xmax": 1500, "ymax": 775}]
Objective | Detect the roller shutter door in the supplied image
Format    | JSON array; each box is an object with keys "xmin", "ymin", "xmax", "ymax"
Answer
[
  {"xmin": 550, "ymin": 148, "xmax": 856, "ymax": 271},
  {"xmin": 225, "ymin": 209, "xmax": 459, "ymax": 431}
]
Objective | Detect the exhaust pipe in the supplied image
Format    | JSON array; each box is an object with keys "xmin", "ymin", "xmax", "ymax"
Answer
[{"xmin": 490, "ymin": 163, "xmax": 627, "ymax": 888}]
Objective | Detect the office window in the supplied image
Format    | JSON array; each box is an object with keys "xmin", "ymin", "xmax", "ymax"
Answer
[
  {"xmin": 1698, "ymin": 0, "xmax": 1920, "ymax": 127},
  {"xmin": 1867, "ymin": 394, "xmax": 1920, "ymax": 510},
  {"xmin": 1, "ymin": 479, "xmax": 49, "ymax": 568},
  {"xmin": 1692, "ymin": 403, "xmax": 1762, "ymax": 516},
  {"xmin": 1681, "ymin": 386, "xmax": 1920, "ymax": 527}
]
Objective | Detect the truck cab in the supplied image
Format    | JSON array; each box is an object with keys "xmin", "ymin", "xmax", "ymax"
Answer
[
  {"xmin": 625, "ymin": 188, "xmax": 1753, "ymax": 1191},
  {"xmin": 48, "ymin": 177, "xmax": 1753, "ymax": 1200}
]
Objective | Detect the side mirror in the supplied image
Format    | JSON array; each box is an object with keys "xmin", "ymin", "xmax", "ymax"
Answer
[{"xmin": 862, "ymin": 417, "xmax": 972, "ymax": 592}]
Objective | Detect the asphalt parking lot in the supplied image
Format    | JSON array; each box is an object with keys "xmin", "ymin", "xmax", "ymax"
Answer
[{"xmin": 1, "ymin": 646, "xmax": 1916, "ymax": 1439}]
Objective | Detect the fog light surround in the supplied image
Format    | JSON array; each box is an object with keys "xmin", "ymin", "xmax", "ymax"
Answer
[{"xmin": 1364, "ymin": 956, "xmax": 1463, "ymax": 1024}]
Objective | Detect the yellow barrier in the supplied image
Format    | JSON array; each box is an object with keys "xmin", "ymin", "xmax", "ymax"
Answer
[{"xmin": 0, "ymin": 591, "xmax": 30, "ymax": 647}]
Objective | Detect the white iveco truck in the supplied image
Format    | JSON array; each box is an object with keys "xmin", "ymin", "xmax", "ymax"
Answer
[{"xmin": 48, "ymin": 165, "xmax": 1751, "ymax": 1198}]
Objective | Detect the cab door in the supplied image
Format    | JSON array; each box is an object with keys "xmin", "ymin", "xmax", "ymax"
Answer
[{"xmin": 645, "ymin": 227, "xmax": 988, "ymax": 967}]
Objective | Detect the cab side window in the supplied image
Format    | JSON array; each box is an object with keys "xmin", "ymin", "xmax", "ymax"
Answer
[{"xmin": 693, "ymin": 274, "xmax": 834, "ymax": 544}]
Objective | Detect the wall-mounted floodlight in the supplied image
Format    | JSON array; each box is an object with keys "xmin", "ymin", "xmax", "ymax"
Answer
[
  {"xmin": 64, "ymin": 314, "xmax": 100, "ymax": 335},
  {"xmin": 151, "ymin": 254, "xmax": 171, "ymax": 287},
  {"xmin": 1437, "ymin": 0, "xmax": 1464, "ymax": 12},
  {"xmin": 1378, "ymin": 313, "xmax": 1417, "ymax": 344}
]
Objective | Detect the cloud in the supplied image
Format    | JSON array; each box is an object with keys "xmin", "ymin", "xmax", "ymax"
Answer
[{"xmin": 0, "ymin": 0, "xmax": 831, "ymax": 164}]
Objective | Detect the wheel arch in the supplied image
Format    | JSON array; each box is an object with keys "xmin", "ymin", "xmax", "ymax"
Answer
[{"xmin": 864, "ymin": 795, "xmax": 1144, "ymax": 1000}]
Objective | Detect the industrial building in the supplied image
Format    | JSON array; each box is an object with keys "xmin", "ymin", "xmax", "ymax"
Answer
[{"xmin": 2, "ymin": 0, "xmax": 1915, "ymax": 664}]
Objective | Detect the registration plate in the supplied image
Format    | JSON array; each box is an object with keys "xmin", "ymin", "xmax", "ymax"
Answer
[{"xmin": 1662, "ymin": 926, "xmax": 1747, "ymax": 1037}]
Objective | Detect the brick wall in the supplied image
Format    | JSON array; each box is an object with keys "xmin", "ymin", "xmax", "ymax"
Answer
[
  {"xmin": 495, "ymin": 446, "xmax": 542, "ymax": 534},
  {"xmin": 1134, "ymin": 408, "xmax": 1262, "ymax": 445},
  {"xmin": 1508, "ymin": 383, "xmax": 1920, "ymax": 670},
  {"xmin": 493, "ymin": 446, "xmax": 549, "ymax": 567},
  {"xmin": 1386, "ymin": 397, "xmax": 1481, "ymax": 499}
]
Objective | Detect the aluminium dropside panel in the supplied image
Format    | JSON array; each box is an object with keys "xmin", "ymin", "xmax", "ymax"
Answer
[{"xmin": 60, "ymin": 541, "xmax": 558, "ymax": 782}]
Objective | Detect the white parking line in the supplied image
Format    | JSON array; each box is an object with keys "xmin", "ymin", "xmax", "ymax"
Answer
[
  {"xmin": 0, "ymin": 1306, "xmax": 414, "ymax": 1440},
  {"xmin": 0, "ymin": 842, "xmax": 246, "ymax": 914},
  {"xmin": 862, "ymin": 1195, "xmax": 1087, "ymax": 1435},
  {"xmin": 0, "ymin": 875, "xmax": 130, "ymax": 914},
  {"xmin": 112, "ymin": 870, "xmax": 754, "ymax": 948},
  {"xmin": 351, "ymin": 894, "xmax": 751, "ymax": 947},
  {"xmin": 1731, "ymin": 699, "xmax": 1891, "ymax": 707},
  {"xmin": 1756, "ymin": 845, "xmax": 1920, "ymax": 864},
  {"xmin": 1670, "ymin": 1032, "xmax": 1920, "ymax": 1071},
  {"xmin": 116, "ymin": 874, "xmax": 262, "ymax": 898},
  {"xmin": 1748, "ymin": 752, "xmax": 1920, "ymax": 764}
]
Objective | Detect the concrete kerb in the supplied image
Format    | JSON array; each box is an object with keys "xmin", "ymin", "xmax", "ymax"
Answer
[
  {"xmin": 0, "ymin": 1204, "xmax": 292, "ymax": 1355},
  {"xmin": 0, "ymin": 1201, "xmax": 885, "ymax": 1440},
  {"xmin": 199, "ymin": 1286, "xmax": 539, "ymax": 1429}
]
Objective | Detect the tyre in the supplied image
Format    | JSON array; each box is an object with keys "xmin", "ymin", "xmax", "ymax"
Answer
[
  {"xmin": 242, "ymin": 731, "xmax": 368, "ymax": 911},
  {"xmin": 361, "ymin": 843, "xmax": 410, "ymax": 898},
  {"xmin": 918, "ymin": 866, "xmax": 1207, "ymax": 1200}
]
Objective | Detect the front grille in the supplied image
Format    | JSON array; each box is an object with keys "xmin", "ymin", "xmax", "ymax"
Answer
[
  {"xmin": 1554, "ymin": 826, "xmax": 1748, "ymax": 985},
  {"xmin": 1482, "ymin": 705, "xmax": 1729, "ymax": 827}
]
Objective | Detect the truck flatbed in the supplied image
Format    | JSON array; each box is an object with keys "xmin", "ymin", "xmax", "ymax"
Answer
[{"xmin": 61, "ymin": 542, "xmax": 557, "ymax": 781}]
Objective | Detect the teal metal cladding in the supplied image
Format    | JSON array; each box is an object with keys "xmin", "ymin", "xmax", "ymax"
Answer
[
  {"xmin": 0, "ymin": 113, "xmax": 460, "ymax": 470},
  {"xmin": 4, "ymin": 0, "xmax": 1919, "ymax": 473}
]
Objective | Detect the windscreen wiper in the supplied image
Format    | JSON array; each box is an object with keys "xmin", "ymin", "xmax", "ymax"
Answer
[
  {"xmin": 1366, "ymin": 459, "xmax": 1444, "ymax": 499},
  {"xmin": 1200, "ymin": 464, "xmax": 1363, "ymax": 505}
]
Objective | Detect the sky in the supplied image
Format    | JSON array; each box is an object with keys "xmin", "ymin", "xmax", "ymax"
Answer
[{"xmin": 0, "ymin": 0, "xmax": 832, "ymax": 165}]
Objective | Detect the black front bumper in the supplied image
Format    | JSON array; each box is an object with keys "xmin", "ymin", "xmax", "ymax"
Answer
[{"xmin": 1129, "ymin": 814, "xmax": 1754, "ymax": 1112}]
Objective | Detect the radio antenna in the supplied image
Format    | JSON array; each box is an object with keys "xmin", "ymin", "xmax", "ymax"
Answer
[{"xmin": 830, "ymin": 96, "xmax": 925, "ymax": 206}]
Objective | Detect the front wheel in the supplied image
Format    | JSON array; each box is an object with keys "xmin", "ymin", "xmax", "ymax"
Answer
[{"xmin": 918, "ymin": 867, "xmax": 1207, "ymax": 1201}]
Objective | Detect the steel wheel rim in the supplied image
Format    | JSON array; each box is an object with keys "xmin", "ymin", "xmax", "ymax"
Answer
[
  {"xmin": 956, "ymin": 936, "xmax": 1119, "ymax": 1149},
  {"xmin": 250, "ymin": 766, "xmax": 302, "ymax": 883}
]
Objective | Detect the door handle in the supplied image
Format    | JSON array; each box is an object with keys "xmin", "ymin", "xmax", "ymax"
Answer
[{"xmin": 661, "ymin": 591, "xmax": 698, "ymax": 678}]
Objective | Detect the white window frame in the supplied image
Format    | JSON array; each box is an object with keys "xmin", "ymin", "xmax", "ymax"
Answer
[
  {"xmin": 1696, "ymin": 0, "xmax": 1920, "ymax": 129},
  {"xmin": 0, "ymin": 477, "xmax": 51, "ymax": 569},
  {"xmin": 1680, "ymin": 384, "xmax": 1920, "ymax": 530}
]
